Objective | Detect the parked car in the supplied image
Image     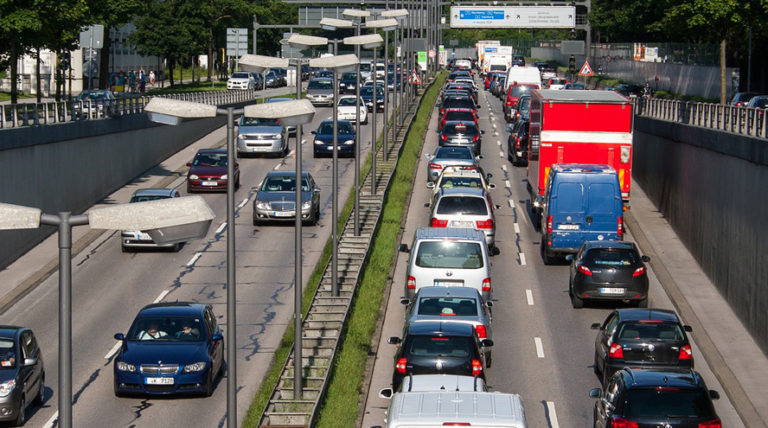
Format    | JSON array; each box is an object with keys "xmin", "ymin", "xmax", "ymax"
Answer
[
  {"xmin": 512, "ymin": 55, "xmax": 526, "ymax": 66},
  {"xmin": 424, "ymin": 146, "xmax": 479, "ymax": 183},
  {"xmin": 306, "ymin": 77, "xmax": 335, "ymax": 106},
  {"xmin": 253, "ymin": 171, "xmax": 320, "ymax": 225},
  {"xmin": 72, "ymin": 89, "xmax": 117, "ymax": 118},
  {"xmin": 311, "ymin": 120, "xmax": 356, "ymax": 158},
  {"xmin": 226, "ymin": 71, "xmax": 256, "ymax": 90},
  {"xmin": 591, "ymin": 309, "xmax": 694, "ymax": 386},
  {"xmin": 615, "ymin": 83, "xmax": 643, "ymax": 98},
  {"xmin": 568, "ymin": 241, "xmax": 650, "ymax": 308},
  {"xmin": 590, "ymin": 368, "xmax": 719, "ymax": 428},
  {"xmin": 236, "ymin": 116, "xmax": 288, "ymax": 157},
  {"xmin": 336, "ymin": 95, "xmax": 368, "ymax": 124},
  {"xmin": 0, "ymin": 327, "xmax": 45, "ymax": 425},
  {"xmin": 730, "ymin": 91, "xmax": 760, "ymax": 107},
  {"xmin": 437, "ymin": 121, "xmax": 484, "ymax": 156},
  {"xmin": 387, "ymin": 321, "xmax": 491, "ymax": 390},
  {"xmin": 265, "ymin": 98, "xmax": 297, "ymax": 136},
  {"xmin": 121, "ymin": 188, "xmax": 183, "ymax": 252},
  {"xmin": 186, "ymin": 148, "xmax": 240, "ymax": 193},
  {"xmin": 113, "ymin": 302, "xmax": 225, "ymax": 396},
  {"xmin": 431, "ymin": 187, "xmax": 496, "ymax": 249}
]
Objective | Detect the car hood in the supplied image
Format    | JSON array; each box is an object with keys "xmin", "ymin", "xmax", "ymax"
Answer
[
  {"xmin": 238, "ymin": 125, "xmax": 283, "ymax": 135},
  {"xmin": 228, "ymin": 78, "xmax": 250, "ymax": 83},
  {"xmin": 308, "ymin": 89, "xmax": 333, "ymax": 95},
  {"xmin": 0, "ymin": 370, "xmax": 17, "ymax": 383},
  {"xmin": 256, "ymin": 191, "xmax": 312, "ymax": 203},
  {"xmin": 314, "ymin": 133, "xmax": 355, "ymax": 142},
  {"xmin": 189, "ymin": 165, "xmax": 228, "ymax": 176},
  {"xmin": 120, "ymin": 341, "xmax": 207, "ymax": 366}
]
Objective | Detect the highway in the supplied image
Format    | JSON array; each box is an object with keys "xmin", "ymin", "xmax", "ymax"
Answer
[
  {"xmin": 0, "ymin": 89, "xmax": 392, "ymax": 427},
  {"xmin": 360, "ymin": 80, "xmax": 745, "ymax": 427}
]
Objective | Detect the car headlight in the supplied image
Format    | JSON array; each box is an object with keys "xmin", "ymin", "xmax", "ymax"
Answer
[
  {"xmin": 343, "ymin": 139, "xmax": 355, "ymax": 145},
  {"xmin": 189, "ymin": 174, "xmax": 199, "ymax": 180},
  {"xmin": 238, "ymin": 134, "xmax": 246, "ymax": 140},
  {"xmin": 116, "ymin": 362, "xmax": 136, "ymax": 373},
  {"xmin": 0, "ymin": 380, "xmax": 15, "ymax": 397},
  {"xmin": 302, "ymin": 200, "xmax": 313, "ymax": 209},
  {"xmin": 339, "ymin": 83, "xmax": 346, "ymax": 87},
  {"xmin": 314, "ymin": 140, "xmax": 323, "ymax": 145},
  {"xmin": 272, "ymin": 134, "xmax": 282, "ymax": 140},
  {"xmin": 221, "ymin": 174, "xmax": 228, "ymax": 180},
  {"xmin": 256, "ymin": 201, "xmax": 269, "ymax": 210},
  {"xmin": 183, "ymin": 362, "xmax": 207, "ymax": 373}
]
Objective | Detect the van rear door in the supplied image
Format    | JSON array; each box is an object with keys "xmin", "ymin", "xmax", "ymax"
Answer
[
  {"xmin": 585, "ymin": 180, "xmax": 621, "ymax": 240},
  {"xmin": 550, "ymin": 179, "xmax": 586, "ymax": 250}
]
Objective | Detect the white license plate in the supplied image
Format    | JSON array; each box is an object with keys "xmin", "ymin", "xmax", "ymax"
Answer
[
  {"xmin": 435, "ymin": 280, "xmax": 463, "ymax": 287},
  {"xmin": 450, "ymin": 220, "xmax": 474, "ymax": 228},
  {"xmin": 600, "ymin": 287, "xmax": 625, "ymax": 295},
  {"xmin": 558, "ymin": 224, "xmax": 580, "ymax": 230},
  {"xmin": 273, "ymin": 211, "xmax": 293, "ymax": 217},
  {"xmin": 145, "ymin": 377, "xmax": 174, "ymax": 385},
  {"xmin": 327, "ymin": 146, "xmax": 334, "ymax": 150},
  {"xmin": 201, "ymin": 181, "xmax": 218, "ymax": 186}
]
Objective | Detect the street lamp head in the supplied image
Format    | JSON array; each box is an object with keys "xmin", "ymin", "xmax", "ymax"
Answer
[
  {"xmin": 344, "ymin": 34, "xmax": 384, "ymax": 49},
  {"xmin": 0, "ymin": 203, "xmax": 41, "ymax": 229},
  {"xmin": 309, "ymin": 54, "xmax": 359, "ymax": 73},
  {"xmin": 145, "ymin": 98, "xmax": 218, "ymax": 125},
  {"xmin": 343, "ymin": 9, "xmax": 371, "ymax": 19},
  {"xmin": 239, "ymin": 54, "xmax": 290, "ymax": 73},
  {"xmin": 365, "ymin": 18, "xmax": 399, "ymax": 32},
  {"xmin": 243, "ymin": 99, "xmax": 316, "ymax": 126},
  {"xmin": 319, "ymin": 17, "xmax": 354, "ymax": 31},
  {"xmin": 381, "ymin": 9, "xmax": 409, "ymax": 21},
  {"xmin": 286, "ymin": 33, "xmax": 329, "ymax": 49}
]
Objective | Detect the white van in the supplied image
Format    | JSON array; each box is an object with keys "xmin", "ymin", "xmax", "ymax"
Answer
[
  {"xmin": 504, "ymin": 66, "xmax": 542, "ymax": 92},
  {"xmin": 375, "ymin": 391, "xmax": 527, "ymax": 428}
]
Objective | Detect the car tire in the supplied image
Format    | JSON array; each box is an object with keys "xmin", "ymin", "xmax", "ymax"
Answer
[
  {"xmin": 204, "ymin": 370, "xmax": 214, "ymax": 397},
  {"xmin": 593, "ymin": 352, "xmax": 601, "ymax": 376},
  {"xmin": 34, "ymin": 375, "xmax": 44, "ymax": 405},
  {"xmin": 14, "ymin": 396, "xmax": 25, "ymax": 427},
  {"xmin": 282, "ymin": 143, "xmax": 290, "ymax": 158},
  {"xmin": 171, "ymin": 242, "xmax": 182, "ymax": 252},
  {"xmin": 637, "ymin": 298, "xmax": 648, "ymax": 308},
  {"xmin": 570, "ymin": 289, "xmax": 584, "ymax": 308},
  {"xmin": 253, "ymin": 217, "xmax": 262, "ymax": 227},
  {"xmin": 312, "ymin": 206, "xmax": 320, "ymax": 226},
  {"xmin": 541, "ymin": 241, "xmax": 555, "ymax": 265}
]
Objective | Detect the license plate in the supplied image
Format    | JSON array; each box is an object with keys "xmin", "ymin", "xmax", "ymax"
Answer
[
  {"xmin": 450, "ymin": 220, "xmax": 474, "ymax": 228},
  {"xmin": 327, "ymin": 146, "xmax": 334, "ymax": 150},
  {"xmin": 201, "ymin": 181, "xmax": 218, "ymax": 186},
  {"xmin": 145, "ymin": 377, "xmax": 174, "ymax": 385},
  {"xmin": 435, "ymin": 280, "xmax": 463, "ymax": 287},
  {"xmin": 600, "ymin": 287, "xmax": 625, "ymax": 295},
  {"xmin": 558, "ymin": 224, "xmax": 579, "ymax": 230},
  {"xmin": 273, "ymin": 211, "xmax": 293, "ymax": 217}
]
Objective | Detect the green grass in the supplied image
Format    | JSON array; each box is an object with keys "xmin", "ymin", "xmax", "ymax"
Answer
[
  {"xmin": 0, "ymin": 92, "xmax": 35, "ymax": 102},
  {"xmin": 314, "ymin": 72, "xmax": 446, "ymax": 428},
  {"xmin": 146, "ymin": 81, "xmax": 228, "ymax": 95}
]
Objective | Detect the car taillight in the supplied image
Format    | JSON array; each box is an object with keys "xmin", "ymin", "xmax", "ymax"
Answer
[
  {"xmin": 546, "ymin": 216, "xmax": 553, "ymax": 234},
  {"xmin": 578, "ymin": 264, "xmax": 592, "ymax": 276},
  {"xmin": 471, "ymin": 359, "xmax": 482, "ymax": 376},
  {"xmin": 441, "ymin": 134, "xmax": 448, "ymax": 141},
  {"xmin": 608, "ymin": 343, "xmax": 624, "ymax": 359},
  {"xmin": 609, "ymin": 417, "xmax": 639, "ymax": 428},
  {"xmin": 679, "ymin": 344, "xmax": 693, "ymax": 360},
  {"xmin": 429, "ymin": 163, "xmax": 443, "ymax": 170},
  {"xmin": 407, "ymin": 276, "xmax": 416, "ymax": 290},
  {"xmin": 473, "ymin": 134, "xmax": 480, "ymax": 142},
  {"xmin": 475, "ymin": 324, "xmax": 487, "ymax": 339},
  {"xmin": 440, "ymin": 108, "xmax": 445, "ymax": 115},
  {"xmin": 632, "ymin": 266, "xmax": 646, "ymax": 277},
  {"xmin": 475, "ymin": 219, "xmax": 493, "ymax": 229},
  {"xmin": 396, "ymin": 357, "xmax": 408, "ymax": 374},
  {"xmin": 481, "ymin": 277, "xmax": 491, "ymax": 292},
  {"xmin": 617, "ymin": 217, "xmax": 624, "ymax": 237},
  {"xmin": 698, "ymin": 420, "xmax": 722, "ymax": 428},
  {"xmin": 431, "ymin": 218, "xmax": 448, "ymax": 227},
  {"xmin": 506, "ymin": 100, "xmax": 512, "ymax": 106}
]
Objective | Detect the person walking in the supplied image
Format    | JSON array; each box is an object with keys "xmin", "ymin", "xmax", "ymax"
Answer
[{"xmin": 149, "ymin": 70, "xmax": 156, "ymax": 87}]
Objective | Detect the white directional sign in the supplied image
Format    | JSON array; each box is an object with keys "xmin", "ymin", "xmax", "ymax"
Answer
[
  {"xmin": 450, "ymin": 6, "xmax": 575, "ymax": 28},
  {"xmin": 226, "ymin": 28, "xmax": 248, "ymax": 57}
]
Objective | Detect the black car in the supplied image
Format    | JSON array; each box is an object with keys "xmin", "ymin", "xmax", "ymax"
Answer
[
  {"xmin": 615, "ymin": 83, "xmax": 644, "ymax": 98},
  {"xmin": 438, "ymin": 121, "xmax": 484, "ymax": 156},
  {"xmin": 387, "ymin": 321, "xmax": 491, "ymax": 390},
  {"xmin": 438, "ymin": 97, "xmax": 478, "ymax": 120},
  {"xmin": 311, "ymin": 120, "xmax": 356, "ymax": 158},
  {"xmin": 567, "ymin": 241, "xmax": 650, "ymax": 308},
  {"xmin": 506, "ymin": 119, "xmax": 529, "ymax": 167},
  {"xmin": 591, "ymin": 308, "xmax": 694, "ymax": 386},
  {"xmin": 590, "ymin": 368, "xmax": 720, "ymax": 428},
  {"xmin": 444, "ymin": 83, "xmax": 477, "ymax": 103},
  {"xmin": 510, "ymin": 94, "xmax": 531, "ymax": 123},
  {"xmin": 360, "ymin": 86, "xmax": 384, "ymax": 112},
  {"xmin": 0, "ymin": 327, "xmax": 45, "ymax": 425},
  {"xmin": 339, "ymin": 71, "xmax": 358, "ymax": 94}
]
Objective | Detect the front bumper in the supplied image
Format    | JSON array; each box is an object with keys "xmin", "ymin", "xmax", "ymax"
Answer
[
  {"xmin": 187, "ymin": 178, "xmax": 227, "ymax": 192},
  {"xmin": 0, "ymin": 391, "xmax": 23, "ymax": 422},
  {"xmin": 313, "ymin": 143, "xmax": 355, "ymax": 156},
  {"xmin": 114, "ymin": 368, "xmax": 210, "ymax": 396},
  {"xmin": 254, "ymin": 206, "xmax": 313, "ymax": 222},
  {"xmin": 121, "ymin": 231, "xmax": 177, "ymax": 249},
  {"xmin": 307, "ymin": 95, "xmax": 333, "ymax": 106},
  {"xmin": 227, "ymin": 82, "xmax": 250, "ymax": 90},
  {"xmin": 237, "ymin": 137, "xmax": 284, "ymax": 154}
]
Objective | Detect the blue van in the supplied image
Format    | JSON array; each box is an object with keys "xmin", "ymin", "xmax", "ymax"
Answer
[{"xmin": 540, "ymin": 164, "xmax": 624, "ymax": 265}]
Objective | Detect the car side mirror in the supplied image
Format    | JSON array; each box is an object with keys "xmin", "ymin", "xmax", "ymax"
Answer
[
  {"xmin": 488, "ymin": 183, "xmax": 496, "ymax": 189},
  {"xmin": 426, "ymin": 182, "xmax": 435, "ymax": 189},
  {"xmin": 23, "ymin": 358, "xmax": 38, "ymax": 367},
  {"xmin": 311, "ymin": 130, "xmax": 317, "ymax": 134},
  {"xmin": 565, "ymin": 254, "xmax": 574, "ymax": 261},
  {"xmin": 709, "ymin": 390, "xmax": 720, "ymax": 400},
  {"xmin": 212, "ymin": 333, "xmax": 224, "ymax": 341},
  {"xmin": 400, "ymin": 298, "xmax": 410, "ymax": 305},
  {"xmin": 589, "ymin": 388, "xmax": 602, "ymax": 399},
  {"xmin": 485, "ymin": 301, "xmax": 493, "ymax": 307},
  {"xmin": 398, "ymin": 243, "xmax": 409, "ymax": 253},
  {"xmin": 590, "ymin": 323, "xmax": 602, "ymax": 330},
  {"xmin": 486, "ymin": 173, "xmax": 493, "ymax": 179},
  {"xmin": 425, "ymin": 154, "xmax": 433, "ymax": 160},
  {"xmin": 388, "ymin": 337, "xmax": 401, "ymax": 345},
  {"xmin": 641, "ymin": 255, "xmax": 650, "ymax": 262},
  {"xmin": 491, "ymin": 246, "xmax": 500, "ymax": 256},
  {"xmin": 114, "ymin": 333, "xmax": 125, "ymax": 341},
  {"xmin": 481, "ymin": 339, "xmax": 493, "ymax": 347},
  {"xmin": 378, "ymin": 388, "xmax": 394, "ymax": 399},
  {"xmin": 476, "ymin": 155, "xmax": 484, "ymax": 160},
  {"xmin": 186, "ymin": 162, "xmax": 192, "ymax": 167},
  {"xmin": 684, "ymin": 325, "xmax": 693, "ymax": 332}
]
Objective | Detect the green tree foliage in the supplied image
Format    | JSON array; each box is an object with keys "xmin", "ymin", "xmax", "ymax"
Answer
[
  {"xmin": 0, "ymin": 1, "xmax": 44, "ymax": 103},
  {"xmin": 253, "ymin": 0, "xmax": 298, "ymax": 56},
  {"xmin": 85, "ymin": 0, "xmax": 143, "ymax": 89}
]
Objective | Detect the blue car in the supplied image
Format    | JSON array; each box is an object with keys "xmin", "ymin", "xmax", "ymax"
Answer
[
  {"xmin": 360, "ymin": 86, "xmax": 384, "ymax": 112},
  {"xmin": 311, "ymin": 120, "xmax": 356, "ymax": 158},
  {"xmin": 113, "ymin": 303, "xmax": 224, "ymax": 397}
]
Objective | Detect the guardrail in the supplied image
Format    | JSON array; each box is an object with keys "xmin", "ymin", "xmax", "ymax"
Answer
[
  {"xmin": 634, "ymin": 98, "xmax": 768, "ymax": 139},
  {"xmin": 0, "ymin": 90, "xmax": 260, "ymax": 130}
]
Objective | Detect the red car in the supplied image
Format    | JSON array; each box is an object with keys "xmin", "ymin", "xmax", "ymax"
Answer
[
  {"xmin": 439, "ymin": 108, "xmax": 479, "ymax": 131},
  {"xmin": 504, "ymin": 84, "xmax": 538, "ymax": 122},
  {"xmin": 484, "ymin": 72, "xmax": 503, "ymax": 90},
  {"xmin": 186, "ymin": 148, "xmax": 240, "ymax": 192}
]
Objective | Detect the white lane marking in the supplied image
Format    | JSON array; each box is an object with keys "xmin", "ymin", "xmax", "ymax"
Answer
[
  {"xmin": 497, "ymin": 140, "xmax": 502, "ymax": 147},
  {"xmin": 547, "ymin": 401, "xmax": 560, "ymax": 428},
  {"xmin": 514, "ymin": 223, "xmax": 520, "ymax": 234},
  {"xmin": 288, "ymin": 149, "xmax": 296, "ymax": 156},
  {"xmin": 492, "ymin": 123, "xmax": 497, "ymax": 129},
  {"xmin": 535, "ymin": 337, "xmax": 545, "ymax": 358},
  {"xmin": 508, "ymin": 199, "xmax": 514, "ymax": 208},
  {"xmin": 502, "ymin": 164, "xmax": 507, "ymax": 172},
  {"xmin": 301, "ymin": 139, "xmax": 306, "ymax": 145},
  {"xmin": 154, "ymin": 289, "xmax": 170, "ymax": 303},
  {"xmin": 238, "ymin": 197, "xmax": 249, "ymax": 209},
  {"xmin": 186, "ymin": 252, "xmax": 202, "ymax": 267},
  {"xmin": 493, "ymin": 131, "xmax": 498, "ymax": 136},
  {"xmin": 104, "ymin": 341, "xmax": 122, "ymax": 359},
  {"xmin": 519, "ymin": 252, "xmax": 527, "ymax": 266},
  {"xmin": 504, "ymin": 180, "xmax": 511, "ymax": 188},
  {"xmin": 499, "ymin": 150, "xmax": 504, "ymax": 158},
  {"xmin": 42, "ymin": 412, "xmax": 58, "ymax": 428},
  {"xmin": 216, "ymin": 222, "xmax": 227, "ymax": 234},
  {"xmin": 526, "ymin": 289, "xmax": 534, "ymax": 306},
  {"xmin": 273, "ymin": 163, "xmax": 281, "ymax": 170}
]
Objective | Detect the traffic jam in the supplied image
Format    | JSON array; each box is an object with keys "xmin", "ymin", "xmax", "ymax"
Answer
[{"xmin": 370, "ymin": 44, "xmax": 723, "ymax": 428}]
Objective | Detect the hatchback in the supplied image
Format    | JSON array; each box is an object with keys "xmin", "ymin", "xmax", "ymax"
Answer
[
  {"xmin": 226, "ymin": 71, "xmax": 256, "ymax": 90},
  {"xmin": 387, "ymin": 321, "xmax": 491, "ymax": 390},
  {"xmin": 424, "ymin": 146, "xmax": 479, "ymax": 183},
  {"xmin": 438, "ymin": 121, "xmax": 484, "ymax": 156},
  {"xmin": 506, "ymin": 118, "xmax": 529, "ymax": 167},
  {"xmin": 438, "ymin": 108, "xmax": 478, "ymax": 131},
  {"xmin": 121, "ymin": 188, "xmax": 183, "ymax": 252},
  {"xmin": 427, "ymin": 166, "xmax": 494, "ymax": 205},
  {"xmin": 0, "ymin": 327, "xmax": 45, "ymax": 426},
  {"xmin": 186, "ymin": 148, "xmax": 240, "ymax": 192},
  {"xmin": 568, "ymin": 241, "xmax": 650, "ymax": 308},
  {"xmin": 430, "ymin": 188, "xmax": 496, "ymax": 248},
  {"xmin": 253, "ymin": 171, "xmax": 321, "ymax": 225},
  {"xmin": 306, "ymin": 77, "xmax": 334, "ymax": 106},
  {"xmin": 591, "ymin": 309, "xmax": 694, "ymax": 386},
  {"xmin": 311, "ymin": 120, "xmax": 356, "ymax": 157},
  {"xmin": 236, "ymin": 116, "xmax": 288, "ymax": 157}
]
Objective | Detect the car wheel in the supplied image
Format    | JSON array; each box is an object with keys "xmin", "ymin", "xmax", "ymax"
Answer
[
  {"xmin": 204, "ymin": 370, "xmax": 214, "ymax": 397},
  {"xmin": 282, "ymin": 143, "xmax": 290, "ymax": 157},
  {"xmin": 34, "ymin": 375, "xmax": 44, "ymax": 405},
  {"xmin": 253, "ymin": 217, "xmax": 262, "ymax": 227},
  {"xmin": 593, "ymin": 352, "xmax": 601, "ymax": 376},
  {"xmin": 171, "ymin": 242, "xmax": 182, "ymax": 252},
  {"xmin": 637, "ymin": 297, "xmax": 648, "ymax": 308},
  {"xmin": 570, "ymin": 289, "xmax": 584, "ymax": 308},
  {"xmin": 14, "ymin": 396, "xmax": 25, "ymax": 426},
  {"xmin": 312, "ymin": 206, "xmax": 320, "ymax": 226},
  {"xmin": 541, "ymin": 241, "xmax": 555, "ymax": 265}
]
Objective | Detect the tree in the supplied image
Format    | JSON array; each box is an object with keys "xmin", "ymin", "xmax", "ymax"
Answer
[
  {"xmin": 198, "ymin": 0, "xmax": 251, "ymax": 81},
  {"xmin": 0, "ymin": 1, "xmax": 43, "ymax": 104},
  {"xmin": 85, "ymin": 0, "xmax": 143, "ymax": 90},
  {"xmin": 36, "ymin": 0, "xmax": 89, "ymax": 100}
]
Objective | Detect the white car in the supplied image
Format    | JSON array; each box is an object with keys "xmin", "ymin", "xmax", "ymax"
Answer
[
  {"xmin": 227, "ymin": 71, "xmax": 256, "ymax": 90},
  {"xmin": 336, "ymin": 95, "xmax": 368, "ymax": 124},
  {"xmin": 426, "ymin": 166, "xmax": 494, "ymax": 205}
]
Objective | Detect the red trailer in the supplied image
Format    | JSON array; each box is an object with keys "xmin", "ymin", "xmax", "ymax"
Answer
[{"xmin": 527, "ymin": 90, "xmax": 634, "ymax": 215}]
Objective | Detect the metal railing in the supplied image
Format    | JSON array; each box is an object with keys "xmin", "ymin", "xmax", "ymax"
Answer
[
  {"xmin": 0, "ymin": 90, "xmax": 260, "ymax": 130},
  {"xmin": 634, "ymin": 98, "xmax": 768, "ymax": 139}
]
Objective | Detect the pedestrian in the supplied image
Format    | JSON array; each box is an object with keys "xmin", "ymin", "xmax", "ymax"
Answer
[
  {"xmin": 140, "ymin": 73, "xmax": 146, "ymax": 93},
  {"xmin": 128, "ymin": 69, "xmax": 136, "ymax": 93},
  {"xmin": 149, "ymin": 70, "xmax": 156, "ymax": 86}
]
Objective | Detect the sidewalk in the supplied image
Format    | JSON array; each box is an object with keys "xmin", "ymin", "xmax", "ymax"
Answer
[{"xmin": 626, "ymin": 180, "xmax": 768, "ymax": 427}]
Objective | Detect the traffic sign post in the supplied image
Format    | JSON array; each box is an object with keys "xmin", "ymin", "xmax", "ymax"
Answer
[{"xmin": 226, "ymin": 28, "xmax": 248, "ymax": 73}]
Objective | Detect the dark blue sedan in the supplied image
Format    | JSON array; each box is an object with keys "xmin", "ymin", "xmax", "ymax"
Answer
[
  {"xmin": 311, "ymin": 120, "xmax": 356, "ymax": 158},
  {"xmin": 113, "ymin": 303, "xmax": 224, "ymax": 397}
]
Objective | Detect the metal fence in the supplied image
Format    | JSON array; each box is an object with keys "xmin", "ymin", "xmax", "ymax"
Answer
[
  {"xmin": 634, "ymin": 98, "xmax": 768, "ymax": 139},
  {"xmin": 0, "ymin": 90, "xmax": 259, "ymax": 130}
]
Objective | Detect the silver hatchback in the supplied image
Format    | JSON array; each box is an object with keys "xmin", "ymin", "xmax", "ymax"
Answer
[
  {"xmin": 431, "ymin": 188, "xmax": 496, "ymax": 248},
  {"xmin": 236, "ymin": 116, "xmax": 288, "ymax": 157},
  {"xmin": 424, "ymin": 146, "xmax": 479, "ymax": 183}
]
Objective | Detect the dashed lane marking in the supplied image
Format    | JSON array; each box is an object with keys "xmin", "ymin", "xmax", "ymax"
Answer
[
  {"xmin": 502, "ymin": 164, "xmax": 507, "ymax": 172},
  {"xmin": 499, "ymin": 150, "xmax": 504, "ymax": 158},
  {"xmin": 42, "ymin": 412, "xmax": 58, "ymax": 428},
  {"xmin": 505, "ymin": 180, "xmax": 511, "ymax": 188},
  {"xmin": 535, "ymin": 337, "xmax": 545, "ymax": 358},
  {"xmin": 508, "ymin": 199, "xmax": 514, "ymax": 208},
  {"xmin": 104, "ymin": 341, "xmax": 121, "ymax": 359},
  {"xmin": 519, "ymin": 252, "xmax": 527, "ymax": 266},
  {"xmin": 547, "ymin": 401, "xmax": 560, "ymax": 428},
  {"xmin": 526, "ymin": 289, "xmax": 534, "ymax": 305},
  {"xmin": 497, "ymin": 140, "xmax": 502, "ymax": 147},
  {"xmin": 215, "ymin": 222, "xmax": 227, "ymax": 234},
  {"xmin": 273, "ymin": 163, "xmax": 281, "ymax": 170},
  {"xmin": 514, "ymin": 223, "xmax": 520, "ymax": 234},
  {"xmin": 154, "ymin": 289, "xmax": 170, "ymax": 303},
  {"xmin": 238, "ymin": 197, "xmax": 249, "ymax": 209},
  {"xmin": 186, "ymin": 252, "xmax": 202, "ymax": 267}
]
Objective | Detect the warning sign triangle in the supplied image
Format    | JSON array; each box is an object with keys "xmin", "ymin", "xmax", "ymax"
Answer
[{"xmin": 578, "ymin": 61, "xmax": 594, "ymax": 76}]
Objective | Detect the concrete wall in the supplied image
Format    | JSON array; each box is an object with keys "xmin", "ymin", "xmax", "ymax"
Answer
[{"xmin": 633, "ymin": 117, "xmax": 768, "ymax": 352}]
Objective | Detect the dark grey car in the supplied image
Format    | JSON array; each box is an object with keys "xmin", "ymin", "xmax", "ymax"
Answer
[
  {"xmin": 306, "ymin": 77, "xmax": 334, "ymax": 106},
  {"xmin": 0, "ymin": 327, "xmax": 45, "ymax": 425},
  {"xmin": 438, "ymin": 121, "xmax": 484, "ymax": 156},
  {"xmin": 253, "ymin": 171, "xmax": 321, "ymax": 225}
]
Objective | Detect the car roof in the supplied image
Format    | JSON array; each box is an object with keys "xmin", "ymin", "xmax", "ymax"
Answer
[
  {"xmin": 137, "ymin": 302, "xmax": 208, "ymax": 317},
  {"xmin": 265, "ymin": 170, "xmax": 311, "ymax": 179},
  {"xmin": 438, "ymin": 187, "xmax": 487, "ymax": 197},
  {"xmin": 131, "ymin": 188, "xmax": 177, "ymax": 198},
  {"xmin": 196, "ymin": 148, "xmax": 227, "ymax": 155},
  {"xmin": 406, "ymin": 321, "xmax": 474, "ymax": 336},
  {"xmin": 582, "ymin": 240, "xmax": 637, "ymax": 251},
  {"xmin": 615, "ymin": 308, "xmax": 681, "ymax": 323},
  {"xmin": 440, "ymin": 166, "xmax": 482, "ymax": 177},
  {"xmin": 621, "ymin": 368, "xmax": 704, "ymax": 388},
  {"xmin": 415, "ymin": 287, "xmax": 482, "ymax": 299},
  {"xmin": 443, "ymin": 108, "xmax": 475, "ymax": 114},
  {"xmin": 551, "ymin": 163, "xmax": 616, "ymax": 174},
  {"xmin": 414, "ymin": 227, "xmax": 486, "ymax": 242}
]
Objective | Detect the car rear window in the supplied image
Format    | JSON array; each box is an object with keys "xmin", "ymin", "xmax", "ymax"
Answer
[
  {"xmin": 443, "ymin": 99, "xmax": 474, "ymax": 110},
  {"xmin": 436, "ymin": 196, "xmax": 488, "ymax": 215},
  {"xmin": 508, "ymin": 85, "xmax": 537, "ymax": 97},
  {"xmin": 584, "ymin": 249, "xmax": 639, "ymax": 266},
  {"xmin": 406, "ymin": 335, "xmax": 474, "ymax": 358},
  {"xmin": 418, "ymin": 296, "xmax": 479, "ymax": 316},
  {"xmin": 624, "ymin": 388, "xmax": 716, "ymax": 419},
  {"xmin": 444, "ymin": 112, "xmax": 476, "ymax": 123},
  {"xmin": 617, "ymin": 322, "xmax": 685, "ymax": 341},
  {"xmin": 436, "ymin": 147, "xmax": 473, "ymax": 159},
  {"xmin": 443, "ymin": 123, "xmax": 478, "ymax": 135},
  {"xmin": 415, "ymin": 241, "xmax": 484, "ymax": 269},
  {"xmin": 338, "ymin": 97, "xmax": 361, "ymax": 106},
  {"xmin": 440, "ymin": 177, "xmax": 483, "ymax": 190}
]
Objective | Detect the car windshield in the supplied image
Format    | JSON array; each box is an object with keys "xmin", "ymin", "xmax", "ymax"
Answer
[
  {"xmin": 418, "ymin": 296, "xmax": 479, "ymax": 316},
  {"xmin": 415, "ymin": 241, "xmax": 484, "ymax": 269},
  {"xmin": 360, "ymin": 63, "xmax": 372, "ymax": 72},
  {"xmin": 551, "ymin": 78, "xmax": 567, "ymax": 84},
  {"xmin": 338, "ymin": 97, "xmax": 361, "ymax": 107},
  {"xmin": 127, "ymin": 317, "xmax": 206, "ymax": 341},
  {"xmin": 317, "ymin": 122, "xmax": 354, "ymax": 134},
  {"xmin": 192, "ymin": 153, "xmax": 227, "ymax": 166},
  {"xmin": 443, "ymin": 123, "xmax": 478, "ymax": 135},
  {"xmin": 231, "ymin": 72, "xmax": 249, "ymax": 79},
  {"xmin": 440, "ymin": 176, "xmax": 483, "ymax": 190},
  {"xmin": 435, "ymin": 147, "xmax": 473, "ymax": 160},
  {"xmin": 240, "ymin": 117, "xmax": 280, "ymax": 126},
  {"xmin": 624, "ymin": 388, "xmax": 716, "ymax": 419},
  {"xmin": 444, "ymin": 112, "xmax": 475, "ymax": 123},
  {"xmin": 617, "ymin": 322, "xmax": 685, "ymax": 341},
  {"xmin": 262, "ymin": 176, "xmax": 311, "ymax": 192},
  {"xmin": 308, "ymin": 80, "xmax": 332, "ymax": 90},
  {"xmin": 342, "ymin": 72, "xmax": 357, "ymax": 80},
  {"xmin": 406, "ymin": 335, "xmax": 473, "ymax": 358},
  {"xmin": 0, "ymin": 339, "xmax": 16, "ymax": 369},
  {"xmin": 130, "ymin": 194, "xmax": 170, "ymax": 203},
  {"xmin": 584, "ymin": 249, "xmax": 639, "ymax": 266},
  {"xmin": 437, "ymin": 196, "xmax": 488, "ymax": 215},
  {"xmin": 509, "ymin": 85, "xmax": 537, "ymax": 97}
]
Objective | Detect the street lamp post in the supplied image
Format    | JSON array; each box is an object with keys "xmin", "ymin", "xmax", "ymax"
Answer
[
  {"xmin": 380, "ymin": 10, "xmax": 409, "ymax": 160},
  {"xmin": 0, "ymin": 197, "xmax": 214, "ymax": 428}
]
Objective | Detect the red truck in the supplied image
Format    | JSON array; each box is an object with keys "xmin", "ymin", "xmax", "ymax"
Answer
[{"xmin": 527, "ymin": 90, "xmax": 634, "ymax": 218}]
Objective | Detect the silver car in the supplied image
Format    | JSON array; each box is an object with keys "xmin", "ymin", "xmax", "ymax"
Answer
[
  {"xmin": 253, "ymin": 171, "xmax": 321, "ymax": 225},
  {"xmin": 236, "ymin": 116, "xmax": 288, "ymax": 157},
  {"xmin": 306, "ymin": 77, "xmax": 334, "ymax": 106},
  {"xmin": 424, "ymin": 146, "xmax": 479, "ymax": 183},
  {"xmin": 403, "ymin": 287, "xmax": 493, "ymax": 365},
  {"xmin": 121, "ymin": 188, "xmax": 182, "ymax": 252},
  {"xmin": 431, "ymin": 188, "xmax": 496, "ymax": 248},
  {"xmin": 399, "ymin": 227, "xmax": 492, "ymax": 301}
]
